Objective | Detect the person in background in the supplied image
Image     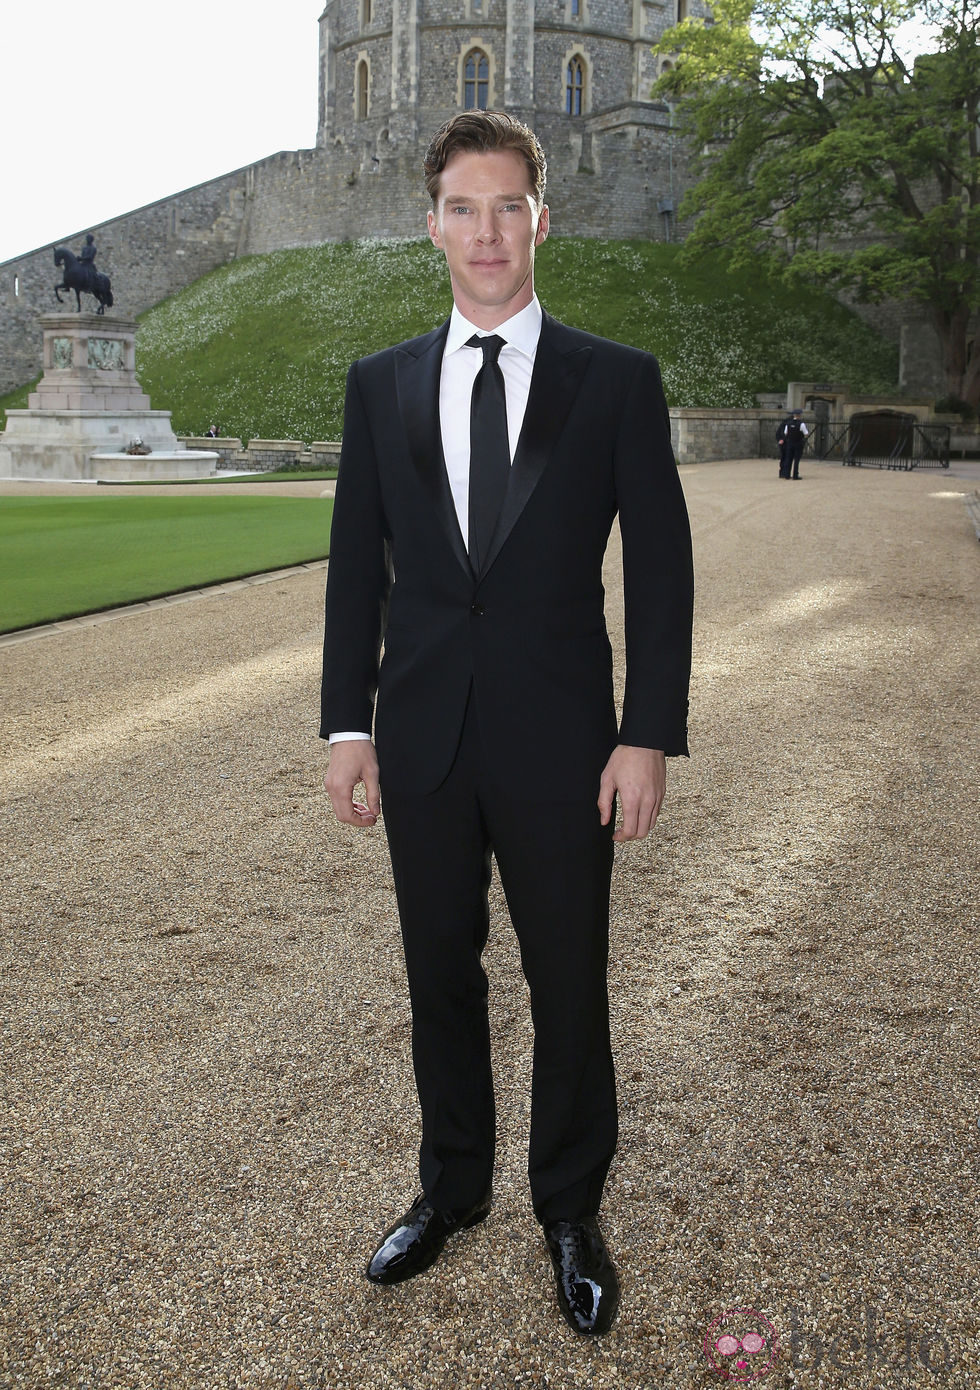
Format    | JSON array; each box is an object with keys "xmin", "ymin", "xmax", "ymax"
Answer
[{"xmin": 778, "ymin": 407, "xmax": 809, "ymax": 479}]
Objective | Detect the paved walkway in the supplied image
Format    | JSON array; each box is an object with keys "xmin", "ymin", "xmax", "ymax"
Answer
[
  {"xmin": 1, "ymin": 458, "xmax": 977, "ymax": 1389},
  {"xmin": 946, "ymin": 458, "xmax": 980, "ymax": 484}
]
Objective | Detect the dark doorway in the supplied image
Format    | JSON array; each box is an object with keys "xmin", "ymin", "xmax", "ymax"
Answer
[{"xmin": 848, "ymin": 411, "xmax": 916, "ymax": 465}]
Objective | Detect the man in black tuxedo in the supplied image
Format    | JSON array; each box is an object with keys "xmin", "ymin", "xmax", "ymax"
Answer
[{"xmin": 321, "ymin": 110, "xmax": 694, "ymax": 1335}]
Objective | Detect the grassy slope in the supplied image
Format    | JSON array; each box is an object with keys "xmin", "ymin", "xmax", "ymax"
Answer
[
  {"xmin": 0, "ymin": 496, "xmax": 333, "ymax": 632},
  {"xmin": 0, "ymin": 238, "xmax": 897, "ymax": 438}
]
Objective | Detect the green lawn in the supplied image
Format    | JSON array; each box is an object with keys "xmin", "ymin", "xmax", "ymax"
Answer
[
  {"xmin": 0, "ymin": 239, "xmax": 901, "ymax": 439},
  {"xmin": 0, "ymin": 496, "xmax": 333, "ymax": 633},
  {"xmin": 119, "ymin": 238, "xmax": 898, "ymax": 442}
]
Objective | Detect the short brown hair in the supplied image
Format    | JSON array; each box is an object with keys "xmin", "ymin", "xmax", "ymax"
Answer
[{"xmin": 423, "ymin": 110, "xmax": 547, "ymax": 206}]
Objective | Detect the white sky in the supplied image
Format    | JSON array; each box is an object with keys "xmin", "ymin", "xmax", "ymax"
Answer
[
  {"xmin": 1, "ymin": 4, "xmax": 944, "ymax": 266},
  {"xmin": 0, "ymin": 2, "xmax": 319, "ymax": 265}
]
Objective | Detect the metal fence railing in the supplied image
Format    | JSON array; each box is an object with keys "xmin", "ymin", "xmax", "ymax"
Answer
[{"xmin": 761, "ymin": 416, "xmax": 951, "ymax": 471}]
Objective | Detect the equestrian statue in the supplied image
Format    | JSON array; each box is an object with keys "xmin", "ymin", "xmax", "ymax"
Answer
[{"xmin": 54, "ymin": 235, "xmax": 113, "ymax": 314}]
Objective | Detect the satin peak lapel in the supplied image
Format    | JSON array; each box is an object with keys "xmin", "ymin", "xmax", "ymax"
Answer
[
  {"xmin": 394, "ymin": 323, "xmax": 470, "ymax": 576},
  {"xmin": 479, "ymin": 328, "xmax": 592, "ymax": 578}
]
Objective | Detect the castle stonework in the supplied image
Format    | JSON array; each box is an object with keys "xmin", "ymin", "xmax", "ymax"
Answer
[
  {"xmin": 1, "ymin": 0, "xmax": 701, "ymax": 395},
  {"xmin": 0, "ymin": 0, "xmax": 942, "ymax": 399}
]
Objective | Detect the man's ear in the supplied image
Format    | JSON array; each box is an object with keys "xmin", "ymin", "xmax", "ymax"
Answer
[
  {"xmin": 427, "ymin": 209, "xmax": 441, "ymax": 249},
  {"xmin": 535, "ymin": 204, "xmax": 550, "ymax": 246}
]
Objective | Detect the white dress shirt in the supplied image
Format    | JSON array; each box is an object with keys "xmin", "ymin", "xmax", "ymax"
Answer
[
  {"xmin": 330, "ymin": 297, "xmax": 544, "ymax": 743},
  {"xmin": 440, "ymin": 296, "xmax": 542, "ymax": 549}
]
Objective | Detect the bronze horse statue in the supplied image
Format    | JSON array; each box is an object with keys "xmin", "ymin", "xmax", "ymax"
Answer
[{"xmin": 54, "ymin": 247, "xmax": 113, "ymax": 314}]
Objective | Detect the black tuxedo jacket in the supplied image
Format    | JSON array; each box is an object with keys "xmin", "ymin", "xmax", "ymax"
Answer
[{"xmin": 321, "ymin": 312, "xmax": 694, "ymax": 799}]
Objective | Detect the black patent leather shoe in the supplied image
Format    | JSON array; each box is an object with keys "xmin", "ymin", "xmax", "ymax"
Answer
[
  {"xmin": 543, "ymin": 1217, "xmax": 620, "ymax": 1335},
  {"xmin": 365, "ymin": 1193, "xmax": 491, "ymax": 1285}
]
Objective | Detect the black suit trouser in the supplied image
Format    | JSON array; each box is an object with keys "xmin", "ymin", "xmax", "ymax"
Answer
[
  {"xmin": 780, "ymin": 441, "xmax": 804, "ymax": 477},
  {"xmin": 380, "ymin": 692, "xmax": 617, "ymax": 1225}
]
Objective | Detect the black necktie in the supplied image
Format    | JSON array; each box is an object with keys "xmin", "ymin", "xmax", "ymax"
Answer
[{"xmin": 466, "ymin": 334, "xmax": 510, "ymax": 573}]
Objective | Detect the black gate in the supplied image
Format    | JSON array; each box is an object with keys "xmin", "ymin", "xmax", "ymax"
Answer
[{"xmin": 760, "ymin": 414, "xmax": 950, "ymax": 470}]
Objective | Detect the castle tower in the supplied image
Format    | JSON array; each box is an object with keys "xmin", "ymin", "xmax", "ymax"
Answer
[{"xmin": 315, "ymin": 0, "xmax": 701, "ymax": 238}]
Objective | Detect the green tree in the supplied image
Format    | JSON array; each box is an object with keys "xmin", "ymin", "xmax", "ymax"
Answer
[{"xmin": 655, "ymin": 0, "xmax": 980, "ymax": 406}]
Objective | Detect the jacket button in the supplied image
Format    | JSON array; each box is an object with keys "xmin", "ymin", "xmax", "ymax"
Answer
[{"xmin": 470, "ymin": 602, "xmax": 485, "ymax": 616}]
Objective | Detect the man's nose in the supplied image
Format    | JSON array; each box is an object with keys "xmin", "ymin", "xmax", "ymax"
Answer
[{"xmin": 475, "ymin": 213, "xmax": 501, "ymax": 242}]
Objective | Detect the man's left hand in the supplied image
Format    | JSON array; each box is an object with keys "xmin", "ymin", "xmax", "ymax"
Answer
[{"xmin": 598, "ymin": 745, "xmax": 666, "ymax": 843}]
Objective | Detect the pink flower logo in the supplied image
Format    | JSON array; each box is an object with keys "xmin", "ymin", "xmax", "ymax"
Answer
[{"xmin": 704, "ymin": 1308, "xmax": 778, "ymax": 1382}]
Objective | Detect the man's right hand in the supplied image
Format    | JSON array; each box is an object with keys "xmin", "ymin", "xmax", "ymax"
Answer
[{"xmin": 324, "ymin": 739, "xmax": 381, "ymax": 828}]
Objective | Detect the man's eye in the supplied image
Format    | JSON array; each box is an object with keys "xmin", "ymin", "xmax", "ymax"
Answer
[{"xmin": 451, "ymin": 206, "xmax": 470, "ymax": 214}]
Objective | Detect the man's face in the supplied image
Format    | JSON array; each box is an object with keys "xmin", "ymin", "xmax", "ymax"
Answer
[{"xmin": 427, "ymin": 148, "xmax": 549, "ymax": 329}]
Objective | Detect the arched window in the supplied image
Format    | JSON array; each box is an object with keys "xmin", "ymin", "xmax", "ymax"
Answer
[
  {"xmin": 566, "ymin": 56, "xmax": 586, "ymax": 116},
  {"xmin": 361, "ymin": 0, "xmax": 373, "ymax": 27},
  {"xmin": 464, "ymin": 49, "xmax": 490, "ymax": 109},
  {"xmin": 356, "ymin": 60, "xmax": 369, "ymax": 120}
]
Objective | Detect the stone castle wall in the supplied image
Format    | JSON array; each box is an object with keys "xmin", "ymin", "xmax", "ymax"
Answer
[
  {"xmin": 0, "ymin": 0, "xmax": 948, "ymax": 400},
  {"xmin": 0, "ymin": 115, "xmax": 685, "ymax": 394},
  {"xmin": 1, "ymin": 0, "xmax": 699, "ymax": 393},
  {"xmin": 0, "ymin": 167, "xmax": 252, "ymax": 395}
]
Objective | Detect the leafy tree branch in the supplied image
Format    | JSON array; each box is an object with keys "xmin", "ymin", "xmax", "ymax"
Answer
[{"xmin": 655, "ymin": 0, "xmax": 980, "ymax": 404}]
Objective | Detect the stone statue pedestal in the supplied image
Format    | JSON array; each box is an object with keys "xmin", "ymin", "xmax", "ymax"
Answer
[{"xmin": 0, "ymin": 314, "xmax": 217, "ymax": 481}]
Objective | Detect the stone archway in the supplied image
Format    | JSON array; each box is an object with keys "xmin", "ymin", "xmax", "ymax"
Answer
[{"xmin": 805, "ymin": 395, "xmax": 835, "ymax": 458}]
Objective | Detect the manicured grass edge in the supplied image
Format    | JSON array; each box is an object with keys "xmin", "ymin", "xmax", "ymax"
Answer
[
  {"xmin": 103, "ymin": 470, "xmax": 339, "ymax": 487},
  {"xmin": 0, "ymin": 553, "xmax": 330, "ymax": 637}
]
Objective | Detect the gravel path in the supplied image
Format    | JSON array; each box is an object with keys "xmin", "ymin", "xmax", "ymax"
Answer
[{"xmin": 1, "ymin": 460, "xmax": 977, "ymax": 1389}]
